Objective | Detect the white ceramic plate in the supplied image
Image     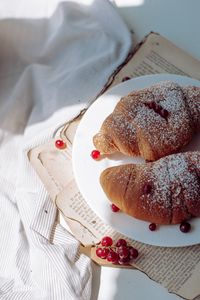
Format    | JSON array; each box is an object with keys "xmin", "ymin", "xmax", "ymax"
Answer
[{"xmin": 72, "ymin": 74, "xmax": 200, "ymax": 247}]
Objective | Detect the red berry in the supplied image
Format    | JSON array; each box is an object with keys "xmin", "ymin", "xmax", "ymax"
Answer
[
  {"xmin": 180, "ymin": 221, "xmax": 191, "ymax": 233},
  {"xmin": 55, "ymin": 139, "xmax": 66, "ymax": 149},
  {"xmin": 143, "ymin": 184, "xmax": 152, "ymax": 194},
  {"xmin": 116, "ymin": 238, "xmax": 127, "ymax": 247},
  {"xmin": 101, "ymin": 248, "xmax": 110, "ymax": 259},
  {"xmin": 149, "ymin": 223, "xmax": 157, "ymax": 231},
  {"xmin": 122, "ymin": 76, "xmax": 131, "ymax": 82},
  {"xmin": 107, "ymin": 250, "xmax": 119, "ymax": 263},
  {"xmin": 101, "ymin": 236, "xmax": 113, "ymax": 247},
  {"xmin": 96, "ymin": 247, "xmax": 103, "ymax": 258},
  {"xmin": 118, "ymin": 256, "xmax": 131, "ymax": 265},
  {"xmin": 117, "ymin": 246, "xmax": 130, "ymax": 259},
  {"xmin": 91, "ymin": 150, "xmax": 100, "ymax": 160},
  {"xmin": 111, "ymin": 204, "xmax": 120, "ymax": 212},
  {"xmin": 129, "ymin": 246, "xmax": 139, "ymax": 259}
]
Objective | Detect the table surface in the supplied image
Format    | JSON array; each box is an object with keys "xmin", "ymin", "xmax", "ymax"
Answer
[
  {"xmin": 93, "ymin": 1, "xmax": 200, "ymax": 299},
  {"xmin": 114, "ymin": 0, "xmax": 200, "ymax": 61}
]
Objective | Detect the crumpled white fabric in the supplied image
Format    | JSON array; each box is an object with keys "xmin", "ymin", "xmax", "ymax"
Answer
[{"xmin": 0, "ymin": 0, "xmax": 131, "ymax": 299}]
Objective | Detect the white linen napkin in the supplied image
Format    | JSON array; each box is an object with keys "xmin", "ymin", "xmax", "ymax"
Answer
[{"xmin": 0, "ymin": 0, "xmax": 131, "ymax": 299}]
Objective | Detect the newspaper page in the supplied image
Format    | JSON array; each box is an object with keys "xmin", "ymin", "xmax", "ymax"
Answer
[
  {"xmin": 29, "ymin": 32, "xmax": 200, "ymax": 300},
  {"xmin": 108, "ymin": 31, "xmax": 200, "ymax": 85}
]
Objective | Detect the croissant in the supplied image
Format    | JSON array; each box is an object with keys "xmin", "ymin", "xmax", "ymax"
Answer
[
  {"xmin": 93, "ymin": 81, "xmax": 200, "ymax": 161},
  {"xmin": 100, "ymin": 151, "xmax": 200, "ymax": 224}
]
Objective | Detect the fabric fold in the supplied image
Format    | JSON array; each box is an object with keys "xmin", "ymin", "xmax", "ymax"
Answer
[{"xmin": 0, "ymin": 0, "xmax": 131, "ymax": 299}]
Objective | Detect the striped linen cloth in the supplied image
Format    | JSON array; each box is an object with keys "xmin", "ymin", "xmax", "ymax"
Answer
[{"xmin": 0, "ymin": 0, "xmax": 131, "ymax": 299}]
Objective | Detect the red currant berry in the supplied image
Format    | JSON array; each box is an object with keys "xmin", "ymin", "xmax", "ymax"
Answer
[
  {"xmin": 117, "ymin": 246, "xmax": 130, "ymax": 259},
  {"xmin": 129, "ymin": 246, "xmax": 139, "ymax": 259},
  {"xmin": 91, "ymin": 150, "xmax": 100, "ymax": 160},
  {"xmin": 101, "ymin": 236, "xmax": 113, "ymax": 247},
  {"xmin": 96, "ymin": 247, "xmax": 103, "ymax": 258},
  {"xmin": 122, "ymin": 76, "xmax": 131, "ymax": 82},
  {"xmin": 111, "ymin": 204, "xmax": 120, "ymax": 212},
  {"xmin": 180, "ymin": 221, "xmax": 191, "ymax": 233},
  {"xmin": 101, "ymin": 248, "xmax": 110, "ymax": 259},
  {"xmin": 107, "ymin": 250, "xmax": 119, "ymax": 263},
  {"xmin": 149, "ymin": 223, "xmax": 157, "ymax": 231},
  {"xmin": 118, "ymin": 256, "xmax": 131, "ymax": 265},
  {"xmin": 55, "ymin": 139, "xmax": 66, "ymax": 149},
  {"xmin": 116, "ymin": 238, "xmax": 127, "ymax": 247}
]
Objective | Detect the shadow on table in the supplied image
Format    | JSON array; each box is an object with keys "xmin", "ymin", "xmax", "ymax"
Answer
[
  {"xmin": 91, "ymin": 266, "xmax": 182, "ymax": 300},
  {"xmin": 113, "ymin": 268, "xmax": 182, "ymax": 300}
]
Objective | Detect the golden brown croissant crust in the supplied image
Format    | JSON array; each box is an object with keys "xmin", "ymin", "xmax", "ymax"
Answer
[
  {"xmin": 100, "ymin": 151, "xmax": 200, "ymax": 225},
  {"xmin": 93, "ymin": 81, "xmax": 200, "ymax": 161}
]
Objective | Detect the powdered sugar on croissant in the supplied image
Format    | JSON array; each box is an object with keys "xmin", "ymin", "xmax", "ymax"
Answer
[
  {"xmin": 93, "ymin": 81, "xmax": 200, "ymax": 161},
  {"xmin": 100, "ymin": 151, "xmax": 200, "ymax": 225}
]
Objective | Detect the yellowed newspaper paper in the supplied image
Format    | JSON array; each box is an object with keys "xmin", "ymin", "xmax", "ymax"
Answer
[
  {"xmin": 29, "ymin": 32, "xmax": 200, "ymax": 300},
  {"xmin": 108, "ymin": 32, "xmax": 200, "ymax": 85}
]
